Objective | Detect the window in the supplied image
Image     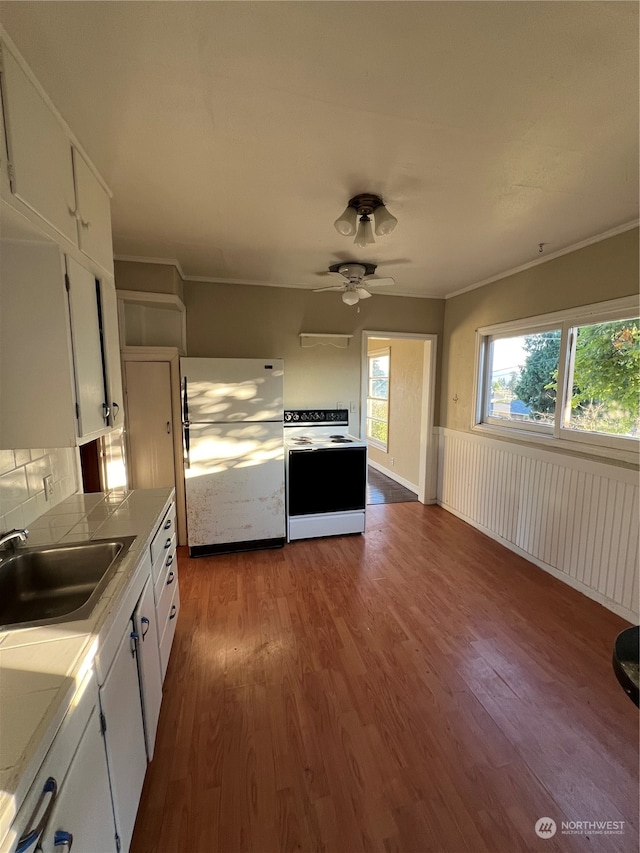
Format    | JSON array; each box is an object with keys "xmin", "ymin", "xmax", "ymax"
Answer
[
  {"xmin": 367, "ymin": 349, "xmax": 390, "ymax": 449},
  {"xmin": 475, "ymin": 297, "xmax": 640, "ymax": 460}
]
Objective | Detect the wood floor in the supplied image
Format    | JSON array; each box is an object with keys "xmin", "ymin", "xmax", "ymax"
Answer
[
  {"xmin": 131, "ymin": 504, "xmax": 638, "ymax": 853},
  {"xmin": 367, "ymin": 467, "xmax": 418, "ymax": 505}
]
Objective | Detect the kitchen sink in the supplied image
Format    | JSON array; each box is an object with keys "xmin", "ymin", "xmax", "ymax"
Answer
[{"xmin": 0, "ymin": 536, "xmax": 136, "ymax": 631}]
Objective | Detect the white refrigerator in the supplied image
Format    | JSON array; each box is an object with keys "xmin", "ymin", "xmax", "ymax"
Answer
[{"xmin": 180, "ymin": 357, "xmax": 286, "ymax": 556}]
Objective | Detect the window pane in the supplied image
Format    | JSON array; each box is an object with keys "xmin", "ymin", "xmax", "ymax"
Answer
[
  {"xmin": 370, "ymin": 355, "xmax": 389, "ymax": 377},
  {"xmin": 369, "ymin": 378, "xmax": 389, "ymax": 399},
  {"xmin": 367, "ymin": 399, "xmax": 388, "ymax": 420},
  {"xmin": 565, "ymin": 318, "xmax": 640, "ymax": 437},
  {"xmin": 487, "ymin": 330, "xmax": 561, "ymax": 425},
  {"xmin": 367, "ymin": 419, "xmax": 388, "ymax": 443}
]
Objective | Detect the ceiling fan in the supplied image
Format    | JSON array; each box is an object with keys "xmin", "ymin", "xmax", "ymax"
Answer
[{"xmin": 313, "ymin": 263, "xmax": 395, "ymax": 305}]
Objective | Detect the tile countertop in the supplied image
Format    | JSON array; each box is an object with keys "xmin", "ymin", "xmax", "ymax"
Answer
[{"xmin": 0, "ymin": 487, "xmax": 175, "ymax": 845}]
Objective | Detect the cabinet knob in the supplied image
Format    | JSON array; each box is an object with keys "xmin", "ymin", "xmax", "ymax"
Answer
[{"xmin": 80, "ymin": 218, "xmax": 91, "ymax": 229}]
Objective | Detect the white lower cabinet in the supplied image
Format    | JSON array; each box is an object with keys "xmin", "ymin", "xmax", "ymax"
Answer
[
  {"xmin": 32, "ymin": 706, "xmax": 116, "ymax": 853},
  {"xmin": 6, "ymin": 673, "xmax": 116, "ymax": 853},
  {"xmin": 98, "ymin": 623, "xmax": 148, "ymax": 853},
  {"xmin": 132, "ymin": 577, "xmax": 163, "ymax": 761}
]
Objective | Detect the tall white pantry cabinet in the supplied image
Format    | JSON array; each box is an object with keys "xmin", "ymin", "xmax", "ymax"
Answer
[{"xmin": 0, "ymin": 32, "xmax": 123, "ymax": 449}]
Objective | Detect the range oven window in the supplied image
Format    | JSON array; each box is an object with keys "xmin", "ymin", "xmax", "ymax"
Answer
[{"xmin": 288, "ymin": 447, "xmax": 367, "ymax": 516}]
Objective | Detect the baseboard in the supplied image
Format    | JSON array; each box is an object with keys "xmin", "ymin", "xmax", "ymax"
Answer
[
  {"xmin": 438, "ymin": 499, "xmax": 637, "ymax": 624},
  {"xmin": 368, "ymin": 459, "xmax": 418, "ymax": 494}
]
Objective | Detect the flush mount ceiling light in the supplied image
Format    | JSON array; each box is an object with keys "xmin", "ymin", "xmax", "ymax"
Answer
[{"xmin": 333, "ymin": 193, "xmax": 398, "ymax": 247}]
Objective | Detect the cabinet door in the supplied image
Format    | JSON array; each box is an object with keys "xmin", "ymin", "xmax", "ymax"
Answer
[
  {"xmin": 133, "ymin": 576, "xmax": 163, "ymax": 761},
  {"xmin": 37, "ymin": 706, "xmax": 117, "ymax": 853},
  {"xmin": 0, "ymin": 45, "xmax": 78, "ymax": 244},
  {"xmin": 66, "ymin": 255, "xmax": 108, "ymax": 438},
  {"xmin": 125, "ymin": 361, "xmax": 176, "ymax": 489},
  {"xmin": 0, "ymin": 233, "xmax": 77, "ymax": 449},
  {"xmin": 99, "ymin": 623, "xmax": 148, "ymax": 853},
  {"xmin": 73, "ymin": 147, "xmax": 114, "ymax": 274},
  {"xmin": 100, "ymin": 278, "xmax": 124, "ymax": 428}
]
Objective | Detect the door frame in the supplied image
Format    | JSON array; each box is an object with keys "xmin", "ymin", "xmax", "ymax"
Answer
[
  {"xmin": 360, "ymin": 331, "xmax": 438, "ymax": 504},
  {"xmin": 121, "ymin": 347, "xmax": 187, "ymax": 545}
]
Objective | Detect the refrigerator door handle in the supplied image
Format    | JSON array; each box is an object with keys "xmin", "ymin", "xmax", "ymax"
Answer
[
  {"xmin": 182, "ymin": 376, "xmax": 191, "ymax": 468},
  {"xmin": 184, "ymin": 424, "xmax": 190, "ymax": 468}
]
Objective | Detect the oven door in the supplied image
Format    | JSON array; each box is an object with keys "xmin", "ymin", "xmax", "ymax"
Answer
[{"xmin": 288, "ymin": 447, "xmax": 367, "ymax": 516}]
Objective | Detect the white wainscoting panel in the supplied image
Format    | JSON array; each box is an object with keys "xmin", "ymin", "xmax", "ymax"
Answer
[{"xmin": 437, "ymin": 428, "xmax": 639, "ymax": 621}]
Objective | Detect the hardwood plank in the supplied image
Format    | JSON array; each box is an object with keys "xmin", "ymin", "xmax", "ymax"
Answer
[{"xmin": 131, "ymin": 504, "xmax": 638, "ymax": 853}]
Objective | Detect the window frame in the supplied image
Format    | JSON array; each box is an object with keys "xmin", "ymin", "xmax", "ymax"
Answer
[
  {"xmin": 366, "ymin": 347, "xmax": 390, "ymax": 451},
  {"xmin": 473, "ymin": 296, "xmax": 640, "ymax": 463}
]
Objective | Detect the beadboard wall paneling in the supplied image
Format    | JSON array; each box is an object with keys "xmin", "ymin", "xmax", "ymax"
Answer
[{"xmin": 437, "ymin": 428, "xmax": 639, "ymax": 621}]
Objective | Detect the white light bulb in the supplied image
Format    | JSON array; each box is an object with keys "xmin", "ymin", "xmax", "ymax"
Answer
[
  {"xmin": 354, "ymin": 215, "xmax": 375, "ymax": 247},
  {"xmin": 373, "ymin": 204, "xmax": 398, "ymax": 236},
  {"xmin": 342, "ymin": 290, "xmax": 359, "ymax": 306},
  {"xmin": 334, "ymin": 205, "xmax": 358, "ymax": 236}
]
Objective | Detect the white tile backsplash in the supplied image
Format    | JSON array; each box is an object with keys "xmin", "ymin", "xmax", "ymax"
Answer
[{"xmin": 0, "ymin": 448, "xmax": 78, "ymax": 533}]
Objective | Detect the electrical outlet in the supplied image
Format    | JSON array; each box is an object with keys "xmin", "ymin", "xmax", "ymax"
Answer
[
  {"xmin": 43, "ymin": 475, "xmax": 54, "ymax": 500},
  {"xmin": 390, "ymin": 458, "xmax": 395, "ymax": 466},
  {"xmin": 350, "ymin": 401, "xmax": 358, "ymax": 413}
]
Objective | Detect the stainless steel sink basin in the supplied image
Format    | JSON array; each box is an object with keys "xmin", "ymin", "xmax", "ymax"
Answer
[{"xmin": 0, "ymin": 536, "xmax": 136, "ymax": 631}]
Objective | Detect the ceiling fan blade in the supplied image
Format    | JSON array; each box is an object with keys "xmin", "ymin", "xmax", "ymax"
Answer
[
  {"xmin": 314, "ymin": 270, "xmax": 346, "ymax": 279},
  {"xmin": 364, "ymin": 276, "xmax": 395, "ymax": 287},
  {"xmin": 356, "ymin": 287, "xmax": 372, "ymax": 299},
  {"xmin": 313, "ymin": 285, "xmax": 345, "ymax": 293}
]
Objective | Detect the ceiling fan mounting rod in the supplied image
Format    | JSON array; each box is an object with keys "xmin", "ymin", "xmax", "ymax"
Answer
[{"xmin": 348, "ymin": 193, "xmax": 384, "ymax": 216}]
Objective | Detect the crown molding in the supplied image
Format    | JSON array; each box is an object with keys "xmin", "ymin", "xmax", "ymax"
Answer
[{"xmin": 445, "ymin": 220, "xmax": 639, "ymax": 300}]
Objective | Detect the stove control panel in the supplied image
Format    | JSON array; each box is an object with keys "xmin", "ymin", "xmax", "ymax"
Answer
[{"xmin": 284, "ymin": 409, "xmax": 349, "ymax": 425}]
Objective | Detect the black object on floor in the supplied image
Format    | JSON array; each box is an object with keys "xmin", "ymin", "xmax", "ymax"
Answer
[
  {"xmin": 367, "ymin": 466, "xmax": 418, "ymax": 505},
  {"xmin": 613, "ymin": 625, "xmax": 639, "ymax": 707}
]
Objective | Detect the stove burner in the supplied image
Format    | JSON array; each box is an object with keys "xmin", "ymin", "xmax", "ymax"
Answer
[{"xmin": 331, "ymin": 437, "xmax": 353, "ymax": 443}]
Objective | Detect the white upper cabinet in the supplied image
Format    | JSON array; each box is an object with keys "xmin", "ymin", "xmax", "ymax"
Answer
[
  {"xmin": 66, "ymin": 255, "xmax": 109, "ymax": 438},
  {"xmin": 100, "ymin": 277, "xmax": 124, "ymax": 427},
  {"xmin": 73, "ymin": 147, "xmax": 114, "ymax": 274},
  {"xmin": 0, "ymin": 37, "xmax": 115, "ymax": 275},
  {"xmin": 0, "ymin": 44, "xmax": 78, "ymax": 244}
]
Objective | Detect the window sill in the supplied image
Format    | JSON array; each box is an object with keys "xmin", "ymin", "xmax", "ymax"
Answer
[
  {"xmin": 367, "ymin": 438, "xmax": 388, "ymax": 453},
  {"xmin": 472, "ymin": 422, "xmax": 639, "ymax": 467}
]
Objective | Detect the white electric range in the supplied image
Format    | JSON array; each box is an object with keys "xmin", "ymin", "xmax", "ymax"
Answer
[{"xmin": 284, "ymin": 409, "xmax": 368, "ymax": 541}]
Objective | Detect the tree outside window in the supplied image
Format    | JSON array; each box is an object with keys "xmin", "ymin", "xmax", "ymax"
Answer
[{"xmin": 367, "ymin": 350, "xmax": 390, "ymax": 449}]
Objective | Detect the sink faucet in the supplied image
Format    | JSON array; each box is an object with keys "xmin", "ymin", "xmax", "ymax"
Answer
[{"xmin": 0, "ymin": 529, "xmax": 29, "ymax": 551}]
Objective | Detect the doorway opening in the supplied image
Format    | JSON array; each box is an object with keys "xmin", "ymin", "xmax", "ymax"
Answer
[{"xmin": 361, "ymin": 330, "xmax": 437, "ymax": 505}]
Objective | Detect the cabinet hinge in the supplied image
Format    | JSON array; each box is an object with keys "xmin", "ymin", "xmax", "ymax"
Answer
[
  {"xmin": 115, "ymin": 832, "xmax": 121, "ymax": 853},
  {"xmin": 100, "ymin": 711, "xmax": 107, "ymax": 735},
  {"xmin": 65, "ymin": 273, "xmax": 70, "ymax": 292}
]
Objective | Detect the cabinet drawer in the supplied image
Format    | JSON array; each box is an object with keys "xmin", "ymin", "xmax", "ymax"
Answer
[
  {"xmin": 150, "ymin": 502, "xmax": 176, "ymax": 566},
  {"xmin": 159, "ymin": 582, "xmax": 180, "ymax": 681},
  {"xmin": 156, "ymin": 563, "xmax": 178, "ymax": 635},
  {"xmin": 153, "ymin": 538, "xmax": 176, "ymax": 595},
  {"xmin": 151, "ymin": 533, "xmax": 176, "ymax": 588}
]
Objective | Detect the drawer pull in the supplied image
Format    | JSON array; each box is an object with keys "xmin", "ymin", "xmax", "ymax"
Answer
[
  {"xmin": 141, "ymin": 616, "xmax": 150, "ymax": 640},
  {"xmin": 16, "ymin": 777, "xmax": 58, "ymax": 853},
  {"xmin": 167, "ymin": 571, "xmax": 175, "ymax": 586},
  {"xmin": 54, "ymin": 830, "xmax": 74, "ymax": 851},
  {"xmin": 164, "ymin": 537, "xmax": 171, "ymax": 550},
  {"xmin": 169, "ymin": 604, "xmax": 177, "ymax": 620},
  {"xmin": 164, "ymin": 517, "xmax": 173, "ymax": 530},
  {"xmin": 165, "ymin": 554, "xmax": 174, "ymax": 568}
]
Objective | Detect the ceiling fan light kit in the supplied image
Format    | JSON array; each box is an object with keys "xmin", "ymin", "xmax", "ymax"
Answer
[
  {"xmin": 314, "ymin": 262, "xmax": 396, "ymax": 306},
  {"xmin": 333, "ymin": 193, "xmax": 398, "ymax": 245}
]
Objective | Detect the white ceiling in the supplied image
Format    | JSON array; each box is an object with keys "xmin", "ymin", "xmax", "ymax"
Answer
[{"xmin": 1, "ymin": 2, "xmax": 637, "ymax": 298}]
